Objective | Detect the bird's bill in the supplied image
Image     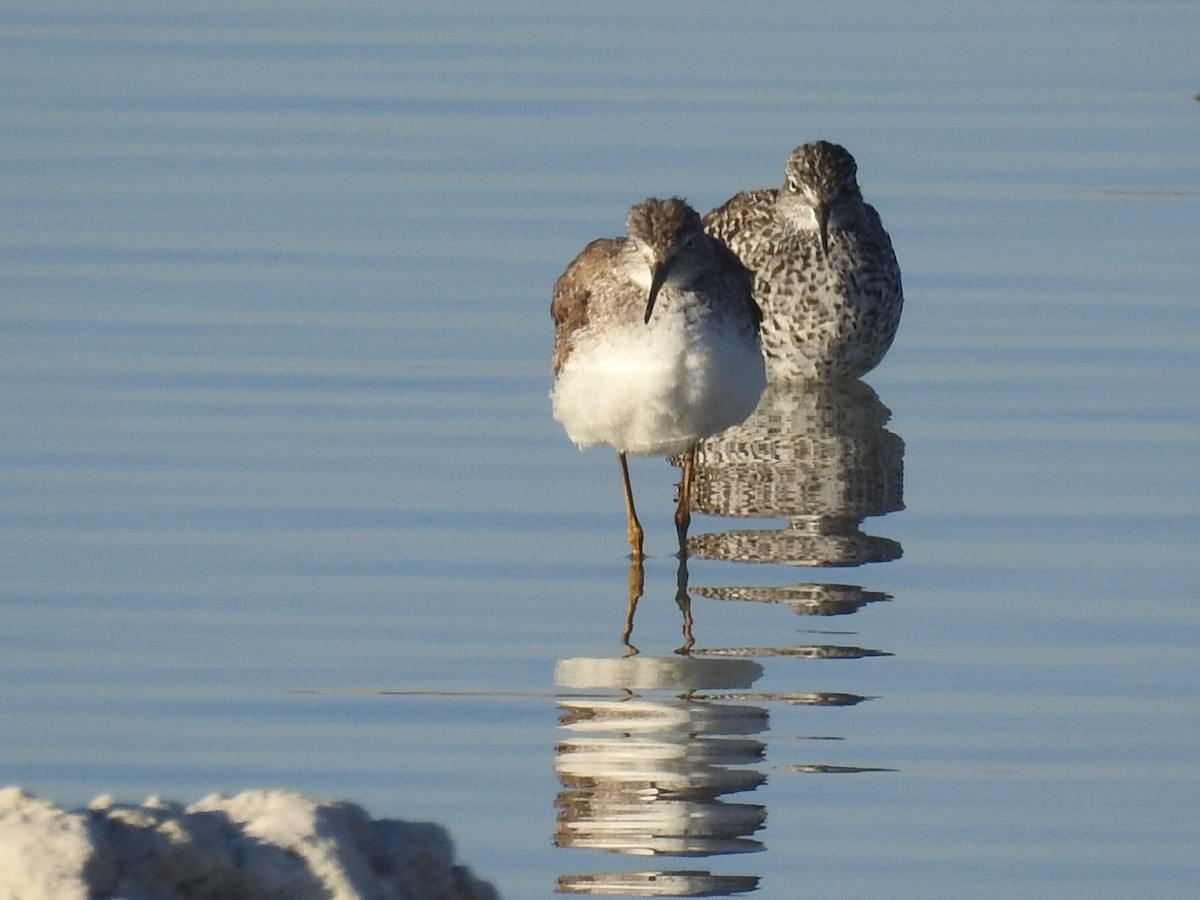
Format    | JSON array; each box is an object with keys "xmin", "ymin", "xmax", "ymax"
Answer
[
  {"xmin": 816, "ymin": 202, "xmax": 831, "ymax": 256},
  {"xmin": 644, "ymin": 260, "xmax": 669, "ymax": 324}
]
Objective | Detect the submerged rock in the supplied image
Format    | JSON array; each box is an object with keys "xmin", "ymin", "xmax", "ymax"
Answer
[{"xmin": 0, "ymin": 787, "xmax": 500, "ymax": 900}]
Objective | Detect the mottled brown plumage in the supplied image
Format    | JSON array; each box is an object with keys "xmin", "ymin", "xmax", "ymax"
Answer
[{"xmin": 705, "ymin": 141, "xmax": 903, "ymax": 381}]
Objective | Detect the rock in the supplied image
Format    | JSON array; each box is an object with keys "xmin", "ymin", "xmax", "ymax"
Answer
[{"xmin": 0, "ymin": 787, "xmax": 499, "ymax": 900}]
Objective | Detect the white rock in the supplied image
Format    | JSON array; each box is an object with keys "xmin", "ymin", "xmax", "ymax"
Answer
[
  {"xmin": 0, "ymin": 787, "xmax": 91, "ymax": 900},
  {"xmin": 0, "ymin": 787, "xmax": 499, "ymax": 900}
]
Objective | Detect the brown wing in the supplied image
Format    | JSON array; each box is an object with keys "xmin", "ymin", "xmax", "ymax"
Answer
[{"xmin": 551, "ymin": 237, "xmax": 620, "ymax": 375}]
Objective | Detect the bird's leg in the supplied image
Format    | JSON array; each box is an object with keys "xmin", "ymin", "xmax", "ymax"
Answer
[
  {"xmin": 674, "ymin": 446, "xmax": 696, "ymax": 557},
  {"xmin": 617, "ymin": 451, "xmax": 644, "ymax": 559}
]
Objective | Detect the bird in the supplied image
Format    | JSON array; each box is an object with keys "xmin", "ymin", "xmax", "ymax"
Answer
[
  {"xmin": 704, "ymin": 140, "xmax": 903, "ymax": 381},
  {"xmin": 551, "ymin": 197, "xmax": 766, "ymax": 559}
]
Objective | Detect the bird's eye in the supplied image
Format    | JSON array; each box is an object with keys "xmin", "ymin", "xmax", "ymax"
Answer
[{"xmin": 786, "ymin": 178, "xmax": 800, "ymax": 193}]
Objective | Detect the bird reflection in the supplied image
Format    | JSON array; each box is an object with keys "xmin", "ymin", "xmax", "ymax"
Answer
[
  {"xmin": 555, "ymin": 556, "xmax": 890, "ymax": 896},
  {"xmin": 683, "ymin": 378, "xmax": 903, "ymax": 567},
  {"xmin": 554, "ymin": 652, "xmax": 766, "ymax": 892},
  {"xmin": 557, "ymin": 871, "xmax": 759, "ymax": 895},
  {"xmin": 692, "ymin": 582, "xmax": 890, "ymax": 617},
  {"xmin": 622, "ymin": 555, "xmax": 882, "ymax": 697},
  {"xmin": 674, "ymin": 378, "xmax": 904, "ymax": 634},
  {"xmin": 557, "ymin": 555, "xmax": 765, "ymax": 893}
]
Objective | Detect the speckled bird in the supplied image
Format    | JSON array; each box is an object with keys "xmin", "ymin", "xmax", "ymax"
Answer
[
  {"xmin": 551, "ymin": 197, "xmax": 766, "ymax": 558},
  {"xmin": 704, "ymin": 141, "xmax": 903, "ymax": 381}
]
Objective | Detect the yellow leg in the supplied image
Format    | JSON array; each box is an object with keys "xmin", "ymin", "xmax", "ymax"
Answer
[
  {"xmin": 674, "ymin": 446, "xmax": 696, "ymax": 557},
  {"xmin": 618, "ymin": 451, "xmax": 644, "ymax": 559}
]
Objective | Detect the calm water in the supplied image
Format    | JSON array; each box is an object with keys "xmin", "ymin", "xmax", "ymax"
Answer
[{"xmin": 3, "ymin": 1, "xmax": 1199, "ymax": 897}]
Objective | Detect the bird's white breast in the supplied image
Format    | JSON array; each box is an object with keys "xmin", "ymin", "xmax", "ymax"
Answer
[{"xmin": 552, "ymin": 289, "xmax": 764, "ymax": 456}]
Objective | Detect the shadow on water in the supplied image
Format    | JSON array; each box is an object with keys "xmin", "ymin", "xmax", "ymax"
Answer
[{"xmin": 552, "ymin": 379, "xmax": 904, "ymax": 896}]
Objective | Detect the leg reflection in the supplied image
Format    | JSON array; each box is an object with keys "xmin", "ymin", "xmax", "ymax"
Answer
[
  {"xmin": 620, "ymin": 555, "xmax": 695, "ymax": 656},
  {"xmin": 675, "ymin": 554, "xmax": 694, "ymax": 656},
  {"xmin": 621, "ymin": 559, "xmax": 644, "ymax": 656}
]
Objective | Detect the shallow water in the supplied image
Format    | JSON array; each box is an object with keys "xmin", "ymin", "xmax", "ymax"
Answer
[{"xmin": 3, "ymin": 1, "xmax": 1199, "ymax": 897}]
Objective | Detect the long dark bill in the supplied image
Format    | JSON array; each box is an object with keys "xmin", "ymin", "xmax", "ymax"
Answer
[
  {"xmin": 816, "ymin": 202, "xmax": 831, "ymax": 256},
  {"xmin": 644, "ymin": 260, "xmax": 670, "ymax": 324}
]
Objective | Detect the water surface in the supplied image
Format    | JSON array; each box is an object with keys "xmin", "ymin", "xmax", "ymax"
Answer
[{"xmin": 2, "ymin": 2, "xmax": 1198, "ymax": 897}]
